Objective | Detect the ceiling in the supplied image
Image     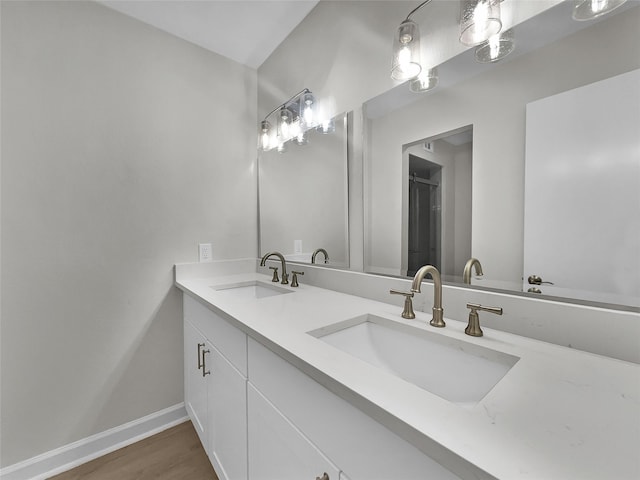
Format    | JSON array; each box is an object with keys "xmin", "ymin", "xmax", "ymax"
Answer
[{"xmin": 98, "ymin": 0, "xmax": 319, "ymax": 69}]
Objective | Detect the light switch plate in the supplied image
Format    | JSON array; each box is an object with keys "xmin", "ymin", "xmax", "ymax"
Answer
[
  {"xmin": 294, "ymin": 239, "xmax": 303, "ymax": 254},
  {"xmin": 198, "ymin": 243, "xmax": 213, "ymax": 262}
]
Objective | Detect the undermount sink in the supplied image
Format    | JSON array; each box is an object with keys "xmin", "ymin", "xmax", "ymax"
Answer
[
  {"xmin": 211, "ymin": 280, "xmax": 293, "ymax": 300},
  {"xmin": 309, "ymin": 314, "xmax": 519, "ymax": 406}
]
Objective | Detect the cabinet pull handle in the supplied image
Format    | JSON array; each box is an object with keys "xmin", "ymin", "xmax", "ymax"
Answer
[
  {"xmin": 316, "ymin": 473, "xmax": 329, "ymax": 480},
  {"xmin": 201, "ymin": 348, "xmax": 211, "ymax": 377},
  {"xmin": 197, "ymin": 343, "xmax": 205, "ymax": 370}
]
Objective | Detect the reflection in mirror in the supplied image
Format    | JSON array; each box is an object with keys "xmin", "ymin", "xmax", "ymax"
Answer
[
  {"xmin": 259, "ymin": 112, "xmax": 350, "ymax": 267},
  {"xmin": 401, "ymin": 126, "xmax": 472, "ymax": 279},
  {"xmin": 523, "ymin": 69, "xmax": 640, "ymax": 307},
  {"xmin": 364, "ymin": 1, "xmax": 640, "ymax": 309}
]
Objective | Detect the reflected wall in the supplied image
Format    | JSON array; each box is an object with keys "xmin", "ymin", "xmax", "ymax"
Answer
[{"xmin": 259, "ymin": 113, "xmax": 349, "ymax": 266}]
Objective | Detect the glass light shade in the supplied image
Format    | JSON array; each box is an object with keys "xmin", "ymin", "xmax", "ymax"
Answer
[
  {"xmin": 391, "ymin": 19, "xmax": 422, "ymax": 81},
  {"xmin": 572, "ymin": 0, "xmax": 627, "ymax": 20},
  {"xmin": 459, "ymin": 0, "xmax": 502, "ymax": 47},
  {"xmin": 260, "ymin": 120, "xmax": 271, "ymax": 150},
  {"xmin": 475, "ymin": 29, "xmax": 514, "ymax": 63},
  {"xmin": 410, "ymin": 66, "xmax": 439, "ymax": 93},
  {"xmin": 277, "ymin": 107, "xmax": 293, "ymax": 141},
  {"xmin": 300, "ymin": 92, "xmax": 316, "ymax": 127}
]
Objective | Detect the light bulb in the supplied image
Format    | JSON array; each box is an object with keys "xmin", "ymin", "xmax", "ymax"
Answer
[
  {"xmin": 459, "ymin": 0, "xmax": 502, "ymax": 46},
  {"xmin": 591, "ymin": 0, "xmax": 608, "ymax": 14},
  {"xmin": 488, "ymin": 34, "xmax": 500, "ymax": 60},
  {"xmin": 391, "ymin": 19, "xmax": 422, "ymax": 81},
  {"xmin": 301, "ymin": 92, "xmax": 315, "ymax": 127},
  {"xmin": 409, "ymin": 66, "xmax": 438, "ymax": 93},
  {"xmin": 475, "ymin": 28, "xmax": 514, "ymax": 63},
  {"xmin": 260, "ymin": 120, "xmax": 271, "ymax": 150}
]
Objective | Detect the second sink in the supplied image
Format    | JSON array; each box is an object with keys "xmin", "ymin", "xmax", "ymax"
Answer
[
  {"xmin": 211, "ymin": 280, "xmax": 292, "ymax": 300},
  {"xmin": 309, "ymin": 314, "xmax": 519, "ymax": 406}
]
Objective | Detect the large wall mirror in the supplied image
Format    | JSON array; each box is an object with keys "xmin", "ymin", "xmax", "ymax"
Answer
[
  {"xmin": 364, "ymin": 1, "xmax": 640, "ymax": 308},
  {"xmin": 258, "ymin": 112, "xmax": 350, "ymax": 267}
]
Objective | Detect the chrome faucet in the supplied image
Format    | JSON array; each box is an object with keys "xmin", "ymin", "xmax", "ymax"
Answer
[
  {"xmin": 411, "ymin": 265, "xmax": 445, "ymax": 328},
  {"xmin": 462, "ymin": 258, "xmax": 483, "ymax": 284},
  {"xmin": 311, "ymin": 248, "xmax": 329, "ymax": 264},
  {"xmin": 260, "ymin": 252, "xmax": 289, "ymax": 285}
]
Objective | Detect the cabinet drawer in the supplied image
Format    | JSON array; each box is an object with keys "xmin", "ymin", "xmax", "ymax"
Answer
[
  {"xmin": 184, "ymin": 295, "xmax": 247, "ymax": 376},
  {"xmin": 248, "ymin": 384, "xmax": 340, "ymax": 480},
  {"xmin": 248, "ymin": 338, "xmax": 462, "ymax": 480}
]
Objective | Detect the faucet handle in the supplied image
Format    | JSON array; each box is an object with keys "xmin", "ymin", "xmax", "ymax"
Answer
[
  {"xmin": 465, "ymin": 303, "xmax": 503, "ymax": 337},
  {"xmin": 268, "ymin": 266, "xmax": 279, "ymax": 283},
  {"xmin": 291, "ymin": 270, "xmax": 304, "ymax": 287},
  {"xmin": 390, "ymin": 290, "xmax": 415, "ymax": 319}
]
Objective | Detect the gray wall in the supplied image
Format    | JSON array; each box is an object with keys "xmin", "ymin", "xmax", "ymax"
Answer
[{"xmin": 1, "ymin": 1, "xmax": 257, "ymax": 467}]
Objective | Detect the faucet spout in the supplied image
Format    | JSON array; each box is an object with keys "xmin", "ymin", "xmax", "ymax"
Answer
[
  {"xmin": 411, "ymin": 265, "xmax": 445, "ymax": 328},
  {"xmin": 311, "ymin": 248, "xmax": 329, "ymax": 264},
  {"xmin": 260, "ymin": 251, "xmax": 289, "ymax": 285},
  {"xmin": 463, "ymin": 258, "xmax": 483, "ymax": 284}
]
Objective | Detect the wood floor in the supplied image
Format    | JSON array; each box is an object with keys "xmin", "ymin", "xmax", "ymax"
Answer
[{"xmin": 49, "ymin": 421, "xmax": 218, "ymax": 480}]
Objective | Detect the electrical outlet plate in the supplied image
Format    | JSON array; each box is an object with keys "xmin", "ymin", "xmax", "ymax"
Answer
[
  {"xmin": 294, "ymin": 240, "xmax": 303, "ymax": 254},
  {"xmin": 199, "ymin": 243, "xmax": 213, "ymax": 263}
]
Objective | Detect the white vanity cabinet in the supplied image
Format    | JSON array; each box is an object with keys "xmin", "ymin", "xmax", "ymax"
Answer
[
  {"xmin": 184, "ymin": 294, "xmax": 460, "ymax": 480},
  {"xmin": 183, "ymin": 296, "xmax": 248, "ymax": 480},
  {"xmin": 248, "ymin": 338, "xmax": 462, "ymax": 480},
  {"xmin": 248, "ymin": 384, "xmax": 340, "ymax": 480}
]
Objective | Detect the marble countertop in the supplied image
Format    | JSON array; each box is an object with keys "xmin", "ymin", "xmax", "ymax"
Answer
[{"xmin": 175, "ymin": 268, "xmax": 640, "ymax": 480}]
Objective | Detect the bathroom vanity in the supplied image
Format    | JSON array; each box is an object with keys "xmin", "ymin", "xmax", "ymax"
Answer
[{"xmin": 175, "ymin": 261, "xmax": 639, "ymax": 480}]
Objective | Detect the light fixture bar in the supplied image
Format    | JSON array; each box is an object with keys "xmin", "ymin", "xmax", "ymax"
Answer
[
  {"xmin": 405, "ymin": 0, "xmax": 433, "ymax": 20},
  {"xmin": 261, "ymin": 88, "xmax": 311, "ymax": 124}
]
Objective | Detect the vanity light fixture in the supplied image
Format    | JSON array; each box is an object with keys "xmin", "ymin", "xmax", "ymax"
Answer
[
  {"xmin": 475, "ymin": 28, "xmax": 514, "ymax": 63},
  {"xmin": 391, "ymin": 0, "xmax": 434, "ymax": 82},
  {"xmin": 459, "ymin": 0, "xmax": 503, "ymax": 47},
  {"xmin": 572, "ymin": 0, "xmax": 627, "ymax": 20},
  {"xmin": 259, "ymin": 88, "xmax": 316, "ymax": 152}
]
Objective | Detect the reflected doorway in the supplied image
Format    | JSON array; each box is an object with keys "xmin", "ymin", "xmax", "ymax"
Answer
[
  {"xmin": 402, "ymin": 125, "xmax": 473, "ymax": 280},
  {"xmin": 408, "ymin": 155, "xmax": 441, "ymax": 276}
]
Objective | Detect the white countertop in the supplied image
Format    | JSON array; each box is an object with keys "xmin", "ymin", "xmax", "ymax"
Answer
[{"xmin": 176, "ymin": 269, "xmax": 640, "ymax": 480}]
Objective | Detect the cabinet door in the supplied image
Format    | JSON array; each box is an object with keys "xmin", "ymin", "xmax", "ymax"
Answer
[
  {"xmin": 209, "ymin": 346, "xmax": 248, "ymax": 480},
  {"xmin": 248, "ymin": 384, "xmax": 340, "ymax": 480},
  {"xmin": 184, "ymin": 320, "xmax": 209, "ymax": 452}
]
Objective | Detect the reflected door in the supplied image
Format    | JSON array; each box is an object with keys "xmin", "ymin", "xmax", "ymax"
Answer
[
  {"xmin": 408, "ymin": 155, "xmax": 441, "ymax": 276},
  {"xmin": 523, "ymin": 69, "xmax": 640, "ymax": 306}
]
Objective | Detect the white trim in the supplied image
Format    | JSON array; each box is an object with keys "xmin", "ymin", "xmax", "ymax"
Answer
[{"xmin": 0, "ymin": 403, "xmax": 188, "ymax": 480}]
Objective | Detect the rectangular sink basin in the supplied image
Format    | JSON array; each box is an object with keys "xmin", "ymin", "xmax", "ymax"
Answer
[
  {"xmin": 211, "ymin": 280, "xmax": 293, "ymax": 300},
  {"xmin": 309, "ymin": 314, "xmax": 519, "ymax": 406}
]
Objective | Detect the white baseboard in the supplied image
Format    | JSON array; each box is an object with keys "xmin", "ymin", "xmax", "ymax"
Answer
[{"xmin": 0, "ymin": 403, "xmax": 188, "ymax": 480}]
